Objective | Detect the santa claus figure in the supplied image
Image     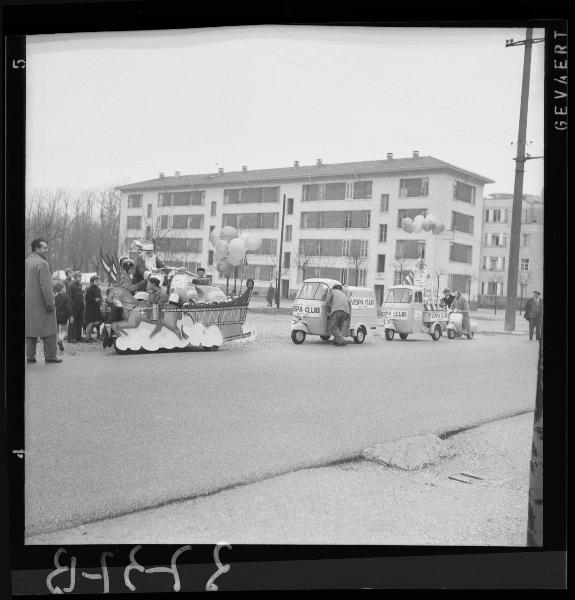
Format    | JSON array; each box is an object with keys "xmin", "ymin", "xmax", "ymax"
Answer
[{"xmin": 132, "ymin": 241, "xmax": 166, "ymax": 286}]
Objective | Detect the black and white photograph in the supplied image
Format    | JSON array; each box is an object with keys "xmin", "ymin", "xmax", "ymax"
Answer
[{"xmin": 18, "ymin": 21, "xmax": 552, "ymax": 555}]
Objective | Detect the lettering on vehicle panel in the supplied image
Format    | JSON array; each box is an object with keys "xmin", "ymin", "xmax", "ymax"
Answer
[{"xmin": 383, "ymin": 309, "xmax": 408, "ymax": 320}]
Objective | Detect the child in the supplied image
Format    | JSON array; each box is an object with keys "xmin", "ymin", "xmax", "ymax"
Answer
[
  {"xmin": 84, "ymin": 275, "xmax": 103, "ymax": 342},
  {"xmin": 54, "ymin": 281, "xmax": 74, "ymax": 351}
]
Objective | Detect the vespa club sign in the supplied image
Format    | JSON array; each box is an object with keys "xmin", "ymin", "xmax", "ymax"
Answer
[
  {"xmin": 383, "ymin": 309, "xmax": 409, "ymax": 320},
  {"xmin": 351, "ymin": 297, "xmax": 375, "ymax": 307},
  {"xmin": 293, "ymin": 302, "xmax": 323, "ymax": 317}
]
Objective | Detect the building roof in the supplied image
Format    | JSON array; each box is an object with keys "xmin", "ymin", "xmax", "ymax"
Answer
[{"xmin": 116, "ymin": 155, "xmax": 494, "ymax": 191}]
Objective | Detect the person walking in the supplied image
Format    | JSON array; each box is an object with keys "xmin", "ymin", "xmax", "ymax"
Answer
[
  {"xmin": 266, "ymin": 283, "xmax": 275, "ymax": 307},
  {"xmin": 84, "ymin": 275, "xmax": 103, "ymax": 342},
  {"xmin": 524, "ymin": 290, "xmax": 543, "ymax": 341},
  {"xmin": 326, "ymin": 283, "xmax": 351, "ymax": 346},
  {"xmin": 25, "ymin": 238, "xmax": 62, "ymax": 363},
  {"xmin": 67, "ymin": 271, "xmax": 85, "ymax": 342},
  {"xmin": 452, "ymin": 290, "xmax": 470, "ymax": 334},
  {"xmin": 54, "ymin": 281, "xmax": 74, "ymax": 351}
]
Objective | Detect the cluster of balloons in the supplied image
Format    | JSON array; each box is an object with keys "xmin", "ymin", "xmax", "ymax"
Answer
[
  {"xmin": 209, "ymin": 226, "xmax": 261, "ymax": 277},
  {"xmin": 401, "ymin": 214, "xmax": 445, "ymax": 235}
]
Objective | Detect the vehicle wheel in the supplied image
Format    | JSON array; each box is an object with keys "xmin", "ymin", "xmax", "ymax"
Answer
[
  {"xmin": 447, "ymin": 329, "xmax": 456, "ymax": 340},
  {"xmin": 431, "ymin": 325, "xmax": 442, "ymax": 341},
  {"xmin": 291, "ymin": 330, "xmax": 306, "ymax": 344},
  {"xmin": 320, "ymin": 335, "xmax": 331, "ymax": 341},
  {"xmin": 399, "ymin": 333, "xmax": 408, "ymax": 340},
  {"xmin": 353, "ymin": 326, "xmax": 366, "ymax": 344},
  {"xmin": 385, "ymin": 329, "xmax": 395, "ymax": 341}
]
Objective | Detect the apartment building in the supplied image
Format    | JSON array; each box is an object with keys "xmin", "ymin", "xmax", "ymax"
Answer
[
  {"xmin": 117, "ymin": 154, "xmax": 493, "ymax": 304},
  {"xmin": 479, "ymin": 193, "xmax": 544, "ymax": 308}
]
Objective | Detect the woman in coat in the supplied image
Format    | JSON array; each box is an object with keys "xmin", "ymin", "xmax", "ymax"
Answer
[{"xmin": 84, "ymin": 275, "xmax": 103, "ymax": 341}]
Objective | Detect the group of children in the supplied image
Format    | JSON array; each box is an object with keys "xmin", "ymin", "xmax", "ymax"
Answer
[{"xmin": 54, "ymin": 270, "xmax": 103, "ymax": 352}]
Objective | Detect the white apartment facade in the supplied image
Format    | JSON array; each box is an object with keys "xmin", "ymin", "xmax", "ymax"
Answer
[
  {"xmin": 479, "ymin": 193, "xmax": 544, "ymax": 308},
  {"xmin": 117, "ymin": 154, "xmax": 493, "ymax": 304}
]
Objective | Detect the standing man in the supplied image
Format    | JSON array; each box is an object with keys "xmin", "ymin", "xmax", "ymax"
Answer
[
  {"xmin": 453, "ymin": 290, "xmax": 470, "ymax": 334},
  {"xmin": 326, "ymin": 283, "xmax": 351, "ymax": 346},
  {"xmin": 524, "ymin": 290, "xmax": 543, "ymax": 341},
  {"xmin": 25, "ymin": 239, "xmax": 62, "ymax": 363},
  {"xmin": 67, "ymin": 271, "xmax": 85, "ymax": 343}
]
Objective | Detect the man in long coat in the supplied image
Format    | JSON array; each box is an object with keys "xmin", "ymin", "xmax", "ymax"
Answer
[
  {"xmin": 524, "ymin": 290, "xmax": 543, "ymax": 341},
  {"xmin": 25, "ymin": 238, "xmax": 61, "ymax": 363}
]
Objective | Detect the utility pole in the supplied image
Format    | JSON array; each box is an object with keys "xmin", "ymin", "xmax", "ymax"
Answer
[
  {"xmin": 276, "ymin": 194, "xmax": 287, "ymax": 309},
  {"xmin": 504, "ymin": 28, "xmax": 544, "ymax": 331}
]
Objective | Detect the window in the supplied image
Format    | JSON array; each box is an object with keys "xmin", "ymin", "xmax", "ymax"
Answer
[
  {"xmin": 126, "ymin": 216, "xmax": 141, "ymax": 230},
  {"xmin": 325, "ymin": 182, "xmax": 346, "ymax": 200},
  {"xmin": 172, "ymin": 215, "xmax": 204, "ymax": 229},
  {"xmin": 449, "ymin": 274, "xmax": 471, "ymax": 293},
  {"xmin": 247, "ymin": 239, "xmax": 277, "ymax": 255},
  {"xmin": 285, "ymin": 225, "xmax": 292, "ymax": 242},
  {"xmin": 173, "ymin": 192, "xmax": 191, "ymax": 207},
  {"xmin": 287, "ymin": 198, "xmax": 294, "ymax": 214},
  {"xmin": 302, "ymin": 184, "xmax": 322, "ymax": 202},
  {"xmin": 353, "ymin": 180, "xmax": 373, "ymax": 199},
  {"xmin": 397, "ymin": 208, "xmax": 427, "ymax": 228},
  {"xmin": 211, "ymin": 201, "xmax": 217, "ymax": 217},
  {"xmin": 157, "ymin": 215, "xmax": 170, "ymax": 230},
  {"xmin": 380, "ymin": 194, "xmax": 389, "ymax": 212},
  {"xmin": 484, "ymin": 233, "xmax": 507, "ymax": 247},
  {"xmin": 145, "ymin": 226, "xmax": 151, "ymax": 240},
  {"xmin": 522, "ymin": 234, "xmax": 530, "ymax": 247},
  {"xmin": 222, "ymin": 213, "xmax": 279, "ymax": 229},
  {"xmin": 223, "ymin": 187, "xmax": 280, "ymax": 204},
  {"xmin": 191, "ymin": 191, "xmax": 205, "ymax": 206},
  {"xmin": 485, "ymin": 208, "xmax": 507, "ymax": 223},
  {"xmin": 454, "ymin": 181, "xmax": 476, "ymax": 204},
  {"xmin": 399, "ymin": 178, "xmax": 429, "ymax": 197},
  {"xmin": 297, "ymin": 282, "xmax": 330, "ymax": 301},
  {"xmin": 208, "ymin": 250, "xmax": 214, "ymax": 265},
  {"xmin": 449, "ymin": 242, "xmax": 473, "ymax": 264},
  {"xmin": 377, "ymin": 254, "xmax": 386, "ymax": 273},
  {"xmin": 452, "ymin": 211, "xmax": 474, "ymax": 234},
  {"xmin": 486, "ymin": 282, "xmax": 499, "ymax": 295},
  {"xmin": 520, "ymin": 258, "xmax": 530, "ymax": 271},
  {"xmin": 128, "ymin": 194, "xmax": 142, "ymax": 208},
  {"xmin": 344, "ymin": 212, "xmax": 353, "ymax": 228},
  {"xmin": 395, "ymin": 239, "xmax": 425, "ymax": 259},
  {"xmin": 362, "ymin": 211, "xmax": 371, "ymax": 228},
  {"xmin": 284, "ymin": 252, "xmax": 291, "ymax": 268},
  {"xmin": 386, "ymin": 287, "xmax": 413, "ymax": 303},
  {"xmin": 147, "ymin": 203, "xmax": 152, "ymax": 217},
  {"xmin": 379, "ymin": 224, "xmax": 388, "ymax": 242},
  {"xmin": 155, "ymin": 238, "xmax": 203, "ymax": 253}
]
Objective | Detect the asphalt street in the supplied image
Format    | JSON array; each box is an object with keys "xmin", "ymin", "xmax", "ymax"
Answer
[{"xmin": 24, "ymin": 320, "xmax": 539, "ymax": 535}]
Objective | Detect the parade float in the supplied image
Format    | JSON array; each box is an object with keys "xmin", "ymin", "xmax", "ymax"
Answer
[{"xmin": 100, "ymin": 228, "xmax": 259, "ymax": 353}]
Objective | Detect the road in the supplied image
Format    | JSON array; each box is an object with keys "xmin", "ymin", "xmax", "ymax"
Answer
[{"xmin": 25, "ymin": 319, "xmax": 539, "ymax": 535}]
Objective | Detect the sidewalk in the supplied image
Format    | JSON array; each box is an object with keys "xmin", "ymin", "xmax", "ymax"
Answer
[{"xmin": 27, "ymin": 412, "xmax": 534, "ymax": 546}]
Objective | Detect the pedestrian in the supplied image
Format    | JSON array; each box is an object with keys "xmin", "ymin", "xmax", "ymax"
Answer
[
  {"xmin": 266, "ymin": 283, "xmax": 275, "ymax": 307},
  {"xmin": 25, "ymin": 238, "xmax": 62, "ymax": 363},
  {"xmin": 84, "ymin": 275, "xmax": 103, "ymax": 342},
  {"xmin": 453, "ymin": 290, "xmax": 470, "ymax": 334},
  {"xmin": 524, "ymin": 290, "xmax": 543, "ymax": 341},
  {"xmin": 67, "ymin": 271, "xmax": 85, "ymax": 343},
  {"xmin": 54, "ymin": 281, "xmax": 74, "ymax": 351},
  {"xmin": 326, "ymin": 283, "xmax": 351, "ymax": 346},
  {"xmin": 63, "ymin": 267, "xmax": 74, "ymax": 291},
  {"xmin": 439, "ymin": 288, "xmax": 455, "ymax": 309}
]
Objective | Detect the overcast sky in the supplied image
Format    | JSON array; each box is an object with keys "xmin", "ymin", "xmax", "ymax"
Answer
[{"xmin": 26, "ymin": 25, "xmax": 545, "ymax": 197}]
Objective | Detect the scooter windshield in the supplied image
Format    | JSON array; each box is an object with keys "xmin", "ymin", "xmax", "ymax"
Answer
[{"xmin": 386, "ymin": 288, "xmax": 412, "ymax": 303}]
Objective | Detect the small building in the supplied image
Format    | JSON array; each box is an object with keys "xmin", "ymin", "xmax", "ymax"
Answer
[
  {"xmin": 116, "ymin": 154, "xmax": 493, "ymax": 302},
  {"xmin": 478, "ymin": 193, "xmax": 543, "ymax": 309}
]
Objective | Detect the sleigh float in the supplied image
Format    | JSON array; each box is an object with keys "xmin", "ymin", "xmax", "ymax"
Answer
[{"xmin": 100, "ymin": 253, "xmax": 254, "ymax": 353}]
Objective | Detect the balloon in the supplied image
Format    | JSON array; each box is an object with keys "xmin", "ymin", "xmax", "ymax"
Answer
[
  {"xmin": 215, "ymin": 239, "xmax": 229, "ymax": 259},
  {"xmin": 238, "ymin": 232, "xmax": 251, "ymax": 242},
  {"xmin": 228, "ymin": 253, "xmax": 244, "ymax": 266},
  {"xmin": 432, "ymin": 222, "xmax": 445, "ymax": 235},
  {"xmin": 401, "ymin": 217, "xmax": 414, "ymax": 233},
  {"xmin": 245, "ymin": 235, "xmax": 260, "ymax": 251},
  {"xmin": 426, "ymin": 214, "xmax": 438, "ymax": 226},
  {"xmin": 217, "ymin": 258, "xmax": 234, "ymax": 276},
  {"xmin": 228, "ymin": 237, "xmax": 247, "ymax": 258},
  {"xmin": 220, "ymin": 226, "xmax": 238, "ymax": 241},
  {"xmin": 421, "ymin": 217, "xmax": 432, "ymax": 232},
  {"xmin": 209, "ymin": 228, "xmax": 222, "ymax": 246},
  {"xmin": 413, "ymin": 214, "xmax": 424, "ymax": 233}
]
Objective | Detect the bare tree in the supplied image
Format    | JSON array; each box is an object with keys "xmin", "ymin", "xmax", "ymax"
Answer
[
  {"xmin": 518, "ymin": 270, "xmax": 532, "ymax": 315},
  {"xmin": 487, "ymin": 271, "xmax": 505, "ymax": 314},
  {"xmin": 393, "ymin": 258, "xmax": 409, "ymax": 286},
  {"xmin": 345, "ymin": 240, "xmax": 368, "ymax": 286},
  {"xmin": 293, "ymin": 249, "xmax": 313, "ymax": 283}
]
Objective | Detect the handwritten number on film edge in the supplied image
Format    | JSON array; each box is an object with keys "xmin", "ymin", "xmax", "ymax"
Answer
[{"xmin": 47, "ymin": 544, "xmax": 231, "ymax": 593}]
